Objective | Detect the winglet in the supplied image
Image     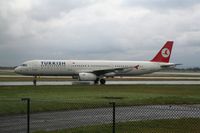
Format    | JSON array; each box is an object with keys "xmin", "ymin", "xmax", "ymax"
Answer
[{"xmin": 151, "ymin": 41, "xmax": 173, "ymax": 63}]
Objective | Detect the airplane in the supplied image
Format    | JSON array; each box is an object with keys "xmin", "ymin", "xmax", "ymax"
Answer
[{"xmin": 15, "ymin": 41, "xmax": 178, "ymax": 85}]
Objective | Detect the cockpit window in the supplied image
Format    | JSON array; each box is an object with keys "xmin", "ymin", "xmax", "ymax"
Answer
[{"xmin": 21, "ymin": 64, "xmax": 28, "ymax": 67}]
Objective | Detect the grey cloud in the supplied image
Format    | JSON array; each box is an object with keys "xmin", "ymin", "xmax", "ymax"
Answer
[
  {"xmin": 0, "ymin": 0, "xmax": 200, "ymax": 67},
  {"xmin": 0, "ymin": 0, "xmax": 98, "ymax": 44},
  {"xmin": 30, "ymin": 0, "xmax": 98, "ymax": 21},
  {"xmin": 122, "ymin": 0, "xmax": 200, "ymax": 10}
]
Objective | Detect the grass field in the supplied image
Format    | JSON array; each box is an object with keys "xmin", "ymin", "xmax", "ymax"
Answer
[
  {"xmin": 34, "ymin": 118, "xmax": 200, "ymax": 133},
  {"xmin": 0, "ymin": 70, "xmax": 16, "ymax": 75},
  {"xmin": 0, "ymin": 85, "xmax": 200, "ymax": 115}
]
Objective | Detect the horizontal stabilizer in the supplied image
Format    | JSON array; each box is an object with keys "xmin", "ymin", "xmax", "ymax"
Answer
[{"xmin": 160, "ymin": 63, "xmax": 182, "ymax": 68}]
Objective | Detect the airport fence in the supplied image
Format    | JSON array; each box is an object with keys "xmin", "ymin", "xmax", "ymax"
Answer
[{"xmin": 0, "ymin": 99, "xmax": 200, "ymax": 133}]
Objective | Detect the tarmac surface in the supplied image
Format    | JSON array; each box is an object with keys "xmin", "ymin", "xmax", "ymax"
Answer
[
  {"xmin": 0, "ymin": 72, "xmax": 200, "ymax": 86},
  {"xmin": 0, "ymin": 80, "xmax": 200, "ymax": 86},
  {"xmin": 0, "ymin": 105, "xmax": 200, "ymax": 133}
]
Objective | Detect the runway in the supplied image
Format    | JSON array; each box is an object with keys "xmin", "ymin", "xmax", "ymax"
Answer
[
  {"xmin": 0, "ymin": 105, "xmax": 200, "ymax": 133},
  {"xmin": 0, "ymin": 80, "xmax": 200, "ymax": 86},
  {"xmin": 0, "ymin": 71, "xmax": 200, "ymax": 86}
]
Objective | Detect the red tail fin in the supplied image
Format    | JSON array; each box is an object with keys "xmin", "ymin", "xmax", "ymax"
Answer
[{"xmin": 151, "ymin": 41, "xmax": 173, "ymax": 63}]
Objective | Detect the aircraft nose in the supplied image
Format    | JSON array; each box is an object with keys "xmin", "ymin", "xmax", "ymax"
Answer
[{"xmin": 14, "ymin": 67, "xmax": 21, "ymax": 74}]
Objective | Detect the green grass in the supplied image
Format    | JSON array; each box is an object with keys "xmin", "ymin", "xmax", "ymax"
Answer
[
  {"xmin": 34, "ymin": 118, "xmax": 200, "ymax": 133},
  {"xmin": 0, "ymin": 85, "xmax": 200, "ymax": 115},
  {"xmin": 0, "ymin": 70, "xmax": 16, "ymax": 75}
]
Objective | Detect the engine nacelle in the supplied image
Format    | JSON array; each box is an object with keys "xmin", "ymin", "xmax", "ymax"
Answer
[{"xmin": 79, "ymin": 73, "xmax": 97, "ymax": 81}]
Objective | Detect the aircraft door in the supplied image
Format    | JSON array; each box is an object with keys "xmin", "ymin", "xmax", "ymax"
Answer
[
  {"xmin": 31, "ymin": 63, "xmax": 40, "ymax": 75},
  {"xmin": 66, "ymin": 60, "xmax": 73, "ymax": 74}
]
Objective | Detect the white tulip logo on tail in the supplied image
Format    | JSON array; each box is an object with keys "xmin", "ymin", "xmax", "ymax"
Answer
[{"xmin": 161, "ymin": 48, "xmax": 170, "ymax": 58}]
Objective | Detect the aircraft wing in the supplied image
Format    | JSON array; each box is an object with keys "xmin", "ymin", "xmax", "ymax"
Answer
[{"xmin": 90, "ymin": 67, "xmax": 135, "ymax": 76}]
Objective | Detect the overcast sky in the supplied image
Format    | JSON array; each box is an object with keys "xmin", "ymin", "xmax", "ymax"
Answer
[{"xmin": 0, "ymin": 0, "xmax": 200, "ymax": 67}]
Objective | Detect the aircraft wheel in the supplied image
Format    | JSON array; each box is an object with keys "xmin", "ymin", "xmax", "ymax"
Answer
[
  {"xmin": 33, "ymin": 76, "xmax": 37, "ymax": 86},
  {"xmin": 94, "ymin": 78, "xmax": 99, "ymax": 84},
  {"xmin": 100, "ymin": 79, "xmax": 106, "ymax": 85}
]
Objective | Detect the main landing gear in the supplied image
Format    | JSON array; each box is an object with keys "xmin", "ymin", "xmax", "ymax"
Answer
[
  {"xmin": 94, "ymin": 78, "xmax": 106, "ymax": 85},
  {"xmin": 100, "ymin": 79, "xmax": 106, "ymax": 85},
  {"xmin": 94, "ymin": 78, "xmax": 99, "ymax": 84}
]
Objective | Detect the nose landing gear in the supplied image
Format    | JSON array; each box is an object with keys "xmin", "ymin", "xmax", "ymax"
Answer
[{"xmin": 33, "ymin": 76, "xmax": 37, "ymax": 86}]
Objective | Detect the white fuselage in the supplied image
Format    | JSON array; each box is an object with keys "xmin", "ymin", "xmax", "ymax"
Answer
[
  {"xmin": 14, "ymin": 41, "xmax": 176, "ymax": 84},
  {"xmin": 15, "ymin": 60, "xmax": 163, "ymax": 76}
]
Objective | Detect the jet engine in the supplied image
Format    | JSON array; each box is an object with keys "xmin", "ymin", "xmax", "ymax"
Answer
[{"xmin": 79, "ymin": 73, "xmax": 97, "ymax": 81}]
